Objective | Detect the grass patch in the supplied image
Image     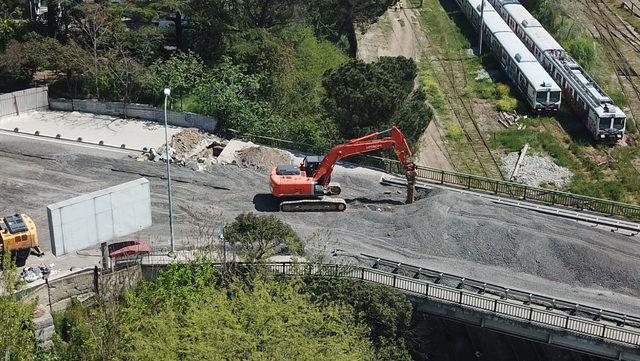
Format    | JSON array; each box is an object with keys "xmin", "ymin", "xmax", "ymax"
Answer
[
  {"xmin": 445, "ymin": 122, "xmax": 464, "ymax": 142},
  {"xmin": 419, "ymin": 62, "xmax": 446, "ymax": 111}
]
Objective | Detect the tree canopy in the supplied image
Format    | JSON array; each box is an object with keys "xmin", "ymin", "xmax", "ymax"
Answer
[
  {"xmin": 51, "ymin": 262, "xmax": 377, "ymax": 360},
  {"xmin": 323, "ymin": 56, "xmax": 431, "ymax": 142}
]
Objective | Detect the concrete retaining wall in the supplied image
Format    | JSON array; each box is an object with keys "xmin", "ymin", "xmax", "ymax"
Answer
[
  {"xmin": 49, "ymin": 98, "xmax": 218, "ymax": 132},
  {"xmin": 19, "ymin": 265, "xmax": 143, "ymax": 348}
]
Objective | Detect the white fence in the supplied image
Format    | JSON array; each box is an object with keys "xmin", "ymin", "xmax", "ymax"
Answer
[
  {"xmin": 49, "ymin": 98, "xmax": 218, "ymax": 132},
  {"xmin": 0, "ymin": 87, "xmax": 49, "ymax": 118}
]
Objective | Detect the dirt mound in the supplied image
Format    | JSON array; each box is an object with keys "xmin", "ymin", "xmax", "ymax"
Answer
[
  {"xmin": 236, "ymin": 146, "xmax": 294, "ymax": 170},
  {"xmin": 171, "ymin": 128, "xmax": 204, "ymax": 154}
]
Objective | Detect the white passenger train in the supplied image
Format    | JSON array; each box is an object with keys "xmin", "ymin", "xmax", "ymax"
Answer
[
  {"xmin": 488, "ymin": 0, "xmax": 626, "ymax": 142},
  {"xmin": 454, "ymin": 0, "xmax": 562, "ymax": 112}
]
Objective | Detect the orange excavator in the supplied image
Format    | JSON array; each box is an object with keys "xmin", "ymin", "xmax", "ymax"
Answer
[{"xmin": 270, "ymin": 126, "xmax": 417, "ymax": 212}]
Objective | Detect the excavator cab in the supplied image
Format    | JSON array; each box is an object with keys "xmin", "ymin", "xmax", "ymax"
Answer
[{"xmin": 302, "ymin": 156, "xmax": 323, "ymax": 177}]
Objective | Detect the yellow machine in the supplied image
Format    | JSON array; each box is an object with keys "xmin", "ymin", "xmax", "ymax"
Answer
[{"xmin": 0, "ymin": 214, "xmax": 42, "ymax": 266}]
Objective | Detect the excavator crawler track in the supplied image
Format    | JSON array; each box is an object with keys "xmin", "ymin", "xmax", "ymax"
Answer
[{"xmin": 280, "ymin": 197, "xmax": 347, "ymax": 212}]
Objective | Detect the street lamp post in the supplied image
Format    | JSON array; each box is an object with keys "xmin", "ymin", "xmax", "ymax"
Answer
[
  {"xmin": 163, "ymin": 88, "xmax": 175, "ymax": 255},
  {"xmin": 478, "ymin": 0, "xmax": 485, "ymax": 55}
]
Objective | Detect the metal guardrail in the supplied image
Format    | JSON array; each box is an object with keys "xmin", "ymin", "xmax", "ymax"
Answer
[
  {"xmin": 259, "ymin": 262, "xmax": 640, "ymax": 347},
  {"xmin": 228, "ymin": 130, "xmax": 640, "ymax": 221},
  {"xmin": 358, "ymin": 254, "xmax": 640, "ymax": 328}
]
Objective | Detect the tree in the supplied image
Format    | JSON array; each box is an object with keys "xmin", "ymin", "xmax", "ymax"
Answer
[
  {"xmin": 322, "ymin": 57, "xmax": 416, "ymax": 139},
  {"xmin": 0, "ymin": 33, "xmax": 62, "ymax": 83},
  {"xmin": 149, "ymin": 51, "xmax": 207, "ymax": 107},
  {"xmin": 234, "ymin": 0, "xmax": 305, "ymax": 28},
  {"xmin": 309, "ymin": 0, "xmax": 400, "ymax": 58},
  {"xmin": 395, "ymin": 88, "xmax": 433, "ymax": 144},
  {"xmin": 133, "ymin": 0, "xmax": 191, "ymax": 50},
  {"xmin": 223, "ymin": 213, "xmax": 304, "ymax": 262},
  {"xmin": 73, "ymin": 3, "xmax": 119, "ymax": 99},
  {"xmin": 188, "ymin": 58, "xmax": 276, "ymax": 132},
  {"xmin": 52, "ymin": 262, "xmax": 375, "ymax": 360},
  {"xmin": 306, "ymin": 277, "xmax": 414, "ymax": 360}
]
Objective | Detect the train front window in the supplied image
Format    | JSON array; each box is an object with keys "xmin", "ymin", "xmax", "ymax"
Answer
[
  {"xmin": 536, "ymin": 91, "xmax": 547, "ymax": 103},
  {"xmin": 613, "ymin": 117, "xmax": 625, "ymax": 130},
  {"xmin": 549, "ymin": 91, "xmax": 560, "ymax": 103},
  {"xmin": 599, "ymin": 118, "xmax": 612, "ymax": 130}
]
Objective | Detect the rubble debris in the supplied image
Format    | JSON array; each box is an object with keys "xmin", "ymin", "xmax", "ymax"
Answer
[
  {"xmin": 498, "ymin": 111, "xmax": 521, "ymax": 128},
  {"xmin": 20, "ymin": 264, "xmax": 50, "ymax": 282},
  {"xmin": 501, "ymin": 152, "xmax": 572, "ymax": 187},
  {"xmin": 134, "ymin": 128, "xmax": 227, "ymax": 172},
  {"xmin": 235, "ymin": 146, "xmax": 294, "ymax": 170}
]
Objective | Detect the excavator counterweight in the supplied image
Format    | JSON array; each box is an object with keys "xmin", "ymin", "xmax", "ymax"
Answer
[{"xmin": 269, "ymin": 126, "xmax": 416, "ymax": 212}]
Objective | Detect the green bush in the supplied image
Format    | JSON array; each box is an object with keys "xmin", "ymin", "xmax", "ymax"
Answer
[
  {"xmin": 305, "ymin": 277, "xmax": 413, "ymax": 360},
  {"xmin": 0, "ymin": 254, "xmax": 38, "ymax": 361},
  {"xmin": 496, "ymin": 97, "xmax": 517, "ymax": 112},
  {"xmin": 445, "ymin": 122, "xmax": 465, "ymax": 142},
  {"xmin": 50, "ymin": 263, "xmax": 376, "ymax": 361},
  {"xmin": 224, "ymin": 213, "xmax": 304, "ymax": 262}
]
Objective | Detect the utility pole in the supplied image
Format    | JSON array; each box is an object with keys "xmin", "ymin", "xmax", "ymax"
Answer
[
  {"xmin": 163, "ymin": 88, "xmax": 175, "ymax": 255},
  {"xmin": 478, "ymin": 0, "xmax": 485, "ymax": 55}
]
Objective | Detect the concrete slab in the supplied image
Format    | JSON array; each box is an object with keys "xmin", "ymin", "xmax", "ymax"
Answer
[{"xmin": 0, "ymin": 110, "xmax": 182, "ymax": 150}]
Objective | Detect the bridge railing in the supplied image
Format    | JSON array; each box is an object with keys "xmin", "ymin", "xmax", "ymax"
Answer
[
  {"xmin": 259, "ymin": 262, "xmax": 640, "ymax": 347},
  {"xmin": 228, "ymin": 130, "xmax": 640, "ymax": 221}
]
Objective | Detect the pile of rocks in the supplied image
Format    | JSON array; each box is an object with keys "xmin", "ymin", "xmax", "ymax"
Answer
[
  {"xmin": 501, "ymin": 152, "xmax": 573, "ymax": 187},
  {"xmin": 134, "ymin": 128, "xmax": 228, "ymax": 172}
]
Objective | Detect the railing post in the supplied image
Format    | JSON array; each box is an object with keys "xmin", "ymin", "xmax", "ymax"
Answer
[
  {"xmin": 467, "ymin": 176, "xmax": 472, "ymax": 189},
  {"xmin": 601, "ymin": 325, "xmax": 607, "ymax": 338},
  {"xmin": 440, "ymin": 170, "xmax": 445, "ymax": 184},
  {"xmin": 393, "ymin": 275, "xmax": 397, "ymax": 288},
  {"xmin": 459, "ymin": 290, "xmax": 463, "ymax": 303},
  {"xmin": 361, "ymin": 267, "xmax": 365, "ymax": 280},
  {"xmin": 494, "ymin": 181, "xmax": 499, "ymax": 194},
  {"xmin": 335, "ymin": 264, "xmax": 339, "ymax": 277},
  {"xmin": 565, "ymin": 315, "xmax": 570, "ymax": 329},
  {"xmin": 523, "ymin": 186, "xmax": 528, "ymax": 200},
  {"xmin": 282, "ymin": 262, "xmax": 286, "ymax": 274},
  {"xmin": 528, "ymin": 308, "xmax": 533, "ymax": 322},
  {"xmin": 493, "ymin": 300, "xmax": 498, "ymax": 313},
  {"xmin": 425, "ymin": 282, "xmax": 429, "ymax": 297}
]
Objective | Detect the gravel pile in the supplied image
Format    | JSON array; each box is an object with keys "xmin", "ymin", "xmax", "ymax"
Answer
[
  {"xmin": 501, "ymin": 152, "xmax": 572, "ymax": 187},
  {"xmin": 236, "ymin": 146, "xmax": 294, "ymax": 170},
  {"xmin": 296, "ymin": 188, "xmax": 640, "ymax": 297}
]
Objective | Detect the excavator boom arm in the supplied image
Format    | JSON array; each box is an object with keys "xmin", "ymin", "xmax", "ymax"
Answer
[{"xmin": 313, "ymin": 126, "xmax": 415, "ymax": 187}]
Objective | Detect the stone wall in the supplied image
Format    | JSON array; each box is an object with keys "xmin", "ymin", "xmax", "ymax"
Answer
[{"xmin": 19, "ymin": 265, "xmax": 143, "ymax": 348}]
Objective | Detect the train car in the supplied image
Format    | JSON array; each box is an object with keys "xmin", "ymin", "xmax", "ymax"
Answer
[
  {"xmin": 455, "ymin": 0, "xmax": 561, "ymax": 112},
  {"xmin": 488, "ymin": 0, "xmax": 626, "ymax": 142}
]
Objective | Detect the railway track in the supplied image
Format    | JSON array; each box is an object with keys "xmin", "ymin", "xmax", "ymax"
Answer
[
  {"xmin": 402, "ymin": 7, "xmax": 505, "ymax": 180},
  {"xmin": 582, "ymin": 0, "xmax": 640, "ymax": 132}
]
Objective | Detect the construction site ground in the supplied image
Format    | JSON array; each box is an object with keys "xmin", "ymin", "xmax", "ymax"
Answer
[{"xmin": 1, "ymin": 117, "xmax": 639, "ymax": 316}]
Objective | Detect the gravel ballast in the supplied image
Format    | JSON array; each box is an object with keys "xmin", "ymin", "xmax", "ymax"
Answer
[{"xmin": 501, "ymin": 152, "xmax": 572, "ymax": 187}]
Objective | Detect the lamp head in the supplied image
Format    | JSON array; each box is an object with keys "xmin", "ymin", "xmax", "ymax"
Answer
[{"xmin": 164, "ymin": 88, "xmax": 171, "ymax": 96}]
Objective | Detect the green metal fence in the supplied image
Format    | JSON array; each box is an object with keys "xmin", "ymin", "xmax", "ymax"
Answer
[{"xmin": 228, "ymin": 130, "xmax": 640, "ymax": 221}]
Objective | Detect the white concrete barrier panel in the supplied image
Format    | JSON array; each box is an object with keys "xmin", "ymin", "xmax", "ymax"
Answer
[{"xmin": 47, "ymin": 178, "xmax": 152, "ymax": 256}]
